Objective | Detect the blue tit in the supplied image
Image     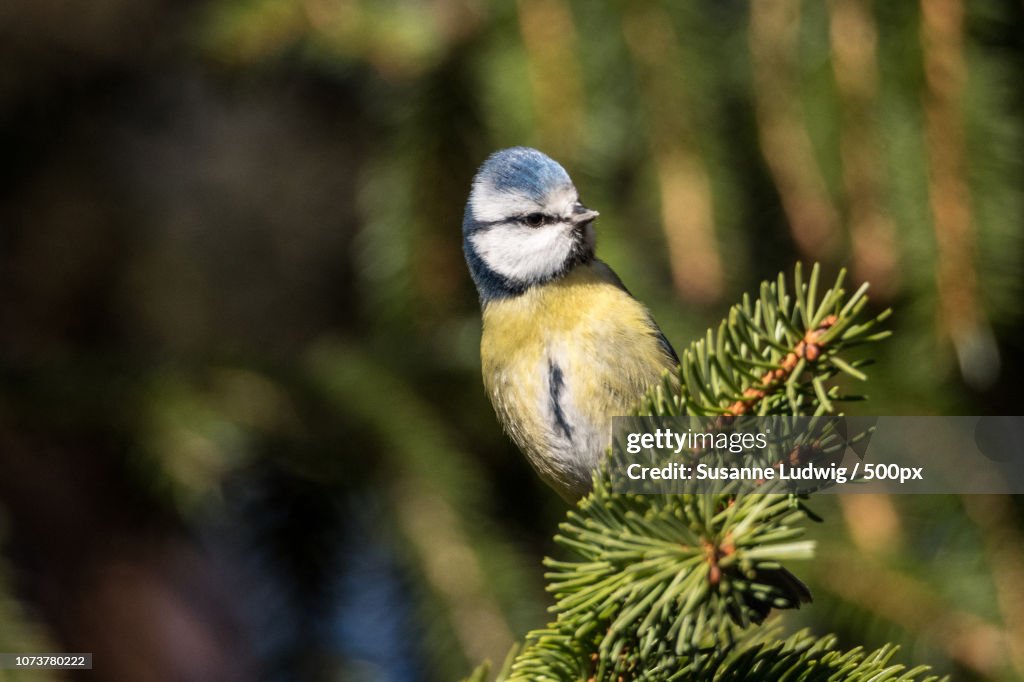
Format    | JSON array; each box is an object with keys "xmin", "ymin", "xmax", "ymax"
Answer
[{"xmin": 462, "ymin": 147, "xmax": 679, "ymax": 502}]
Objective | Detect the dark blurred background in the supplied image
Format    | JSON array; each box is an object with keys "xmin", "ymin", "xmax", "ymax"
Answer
[{"xmin": 1, "ymin": 1, "xmax": 1022, "ymax": 680}]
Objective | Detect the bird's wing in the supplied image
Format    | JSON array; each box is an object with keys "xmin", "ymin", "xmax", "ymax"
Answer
[{"xmin": 592, "ymin": 260, "xmax": 680, "ymax": 365}]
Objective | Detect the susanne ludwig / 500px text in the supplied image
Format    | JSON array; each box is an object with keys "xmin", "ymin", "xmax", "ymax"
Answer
[{"xmin": 625, "ymin": 462, "xmax": 853, "ymax": 484}]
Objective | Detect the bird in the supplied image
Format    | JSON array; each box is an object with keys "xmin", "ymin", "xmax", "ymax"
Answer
[{"xmin": 462, "ymin": 147, "xmax": 679, "ymax": 502}]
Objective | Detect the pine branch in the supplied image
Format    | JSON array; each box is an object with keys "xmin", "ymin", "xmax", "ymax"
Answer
[
  {"xmin": 533, "ymin": 478, "xmax": 814, "ymax": 678},
  {"xmin": 638, "ymin": 262, "xmax": 890, "ymax": 418},
  {"xmin": 493, "ymin": 627, "xmax": 946, "ymax": 682}
]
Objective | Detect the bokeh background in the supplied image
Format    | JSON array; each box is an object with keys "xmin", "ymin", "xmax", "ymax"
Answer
[{"xmin": 1, "ymin": 0, "xmax": 1023, "ymax": 680}]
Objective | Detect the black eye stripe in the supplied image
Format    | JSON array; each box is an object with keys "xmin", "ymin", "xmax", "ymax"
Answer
[
  {"xmin": 522, "ymin": 212, "xmax": 547, "ymax": 227},
  {"xmin": 475, "ymin": 213, "xmax": 565, "ymax": 229}
]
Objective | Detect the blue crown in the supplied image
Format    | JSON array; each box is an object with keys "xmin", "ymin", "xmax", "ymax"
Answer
[{"xmin": 474, "ymin": 147, "xmax": 572, "ymax": 203}]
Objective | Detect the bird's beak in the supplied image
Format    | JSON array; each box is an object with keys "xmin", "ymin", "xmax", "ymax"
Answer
[{"xmin": 570, "ymin": 202, "xmax": 599, "ymax": 226}]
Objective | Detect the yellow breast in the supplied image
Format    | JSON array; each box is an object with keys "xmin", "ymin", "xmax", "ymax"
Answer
[{"xmin": 480, "ymin": 260, "xmax": 677, "ymax": 499}]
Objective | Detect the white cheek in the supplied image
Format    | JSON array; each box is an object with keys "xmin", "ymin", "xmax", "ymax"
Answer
[{"xmin": 471, "ymin": 224, "xmax": 574, "ymax": 282}]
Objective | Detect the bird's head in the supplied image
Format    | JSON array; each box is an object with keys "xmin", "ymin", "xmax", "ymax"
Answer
[{"xmin": 462, "ymin": 147, "xmax": 600, "ymax": 302}]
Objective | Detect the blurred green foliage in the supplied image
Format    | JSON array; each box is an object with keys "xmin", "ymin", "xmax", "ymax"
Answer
[{"xmin": 0, "ymin": 0, "xmax": 1022, "ymax": 680}]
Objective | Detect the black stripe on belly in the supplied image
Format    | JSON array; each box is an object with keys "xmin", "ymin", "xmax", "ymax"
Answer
[{"xmin": 548, "ymin": 360, "xmax": 573, "ymax": 441}]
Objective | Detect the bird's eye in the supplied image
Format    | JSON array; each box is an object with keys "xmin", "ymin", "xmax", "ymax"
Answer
[{"xmin": 523, "ymin": 213, "xmax": 546, "ymax": 228}]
